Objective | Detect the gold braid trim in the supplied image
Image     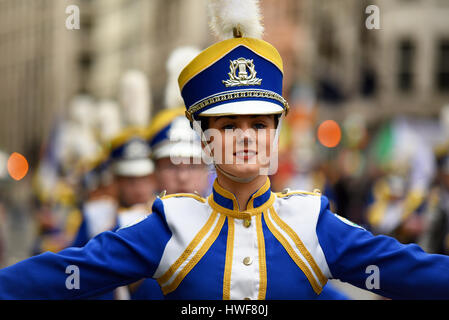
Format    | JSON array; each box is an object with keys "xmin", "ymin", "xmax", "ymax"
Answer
[{"xmin": 185, "ymin": 89, "xmax": 289, "ymax": 121}]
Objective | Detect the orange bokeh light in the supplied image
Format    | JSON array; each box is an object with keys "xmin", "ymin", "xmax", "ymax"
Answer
[
  {"xmin": 317, "ymin": 120, "xmax": 341, "ymax": 148},
  {"xmin": 7, "ymin": 152, "xmax": 29, "ymax": 181}
]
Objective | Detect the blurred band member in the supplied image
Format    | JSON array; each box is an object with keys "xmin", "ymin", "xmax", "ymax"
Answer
[{"xmin": 147, "ymin": 107, "xmax": 210, "ymax": 197}]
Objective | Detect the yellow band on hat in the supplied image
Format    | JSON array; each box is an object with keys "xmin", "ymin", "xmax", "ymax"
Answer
[
  {"xmin": 144, "ymin": 107, "xmax": 186, "ymax": 141},
  {"xmin": 109, "ymin": 127, "xmax": 147, "ymax": 151},
  {"xmin": 178, "ymin": 38, "xmax": 284, "ymax": 91}
]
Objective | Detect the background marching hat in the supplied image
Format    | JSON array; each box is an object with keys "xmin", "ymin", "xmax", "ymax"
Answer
[
  {"xmin": 107, "ymin": 69, "xmax": 155, "ymax": 177},
  {"xmin": 109, "ymin": 129, "xmax": 154, "ymax": 177},
  {"xmin": 146, "ymin": 45, "xmax": 204, "ymax": 161},
  {"xmin": 146, "ymin": 108, "xmax": 204, "ymax": 161}
]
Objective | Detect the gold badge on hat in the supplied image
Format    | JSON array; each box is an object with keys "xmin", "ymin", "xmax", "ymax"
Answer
[{"xmin": 222, "ymin": 57, "xmax": 262, "ymax": 87}]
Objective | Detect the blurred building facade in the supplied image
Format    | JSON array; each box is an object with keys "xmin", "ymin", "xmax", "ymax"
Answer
[
  {"xmin": 86, "ymin": 0, "xmax": 210, "ymax": 100},
  {"xmin": 301, "ymin": 0, "xmax": 449, "ymax": 122},
  {"xmin": 0, "ymin": 0, "xmax": 83, "ymax": 163},
  {"xmin": 375, "ymin": 0, "xmax": 449, "ymax": 117}
]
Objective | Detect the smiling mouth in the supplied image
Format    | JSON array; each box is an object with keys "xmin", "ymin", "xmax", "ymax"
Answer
[{"xmin": 233, "ymin": 150, "xmax": 257, "ymax": 159}]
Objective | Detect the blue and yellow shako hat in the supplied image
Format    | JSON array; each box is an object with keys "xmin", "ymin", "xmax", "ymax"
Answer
[
  {"xmin": 80, "ymin": 151, "xmax": 113, "ymax": 192},
  {"xmin": 145, "ymin": 107, "xmax": 203, "ymax": 160},
  {"xmin": 109, "ymin": 128, "xmax": 154, "ymax": 177},
  {"xmin": 146, "ymin": 45, "xmax": 205, "ymax": 161},
  {"xmin": 179, "ymin": 37, "xmax": 288, "ymax": 122}
]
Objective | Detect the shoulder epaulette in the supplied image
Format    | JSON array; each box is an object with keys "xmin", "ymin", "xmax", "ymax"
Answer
[
  {"xmin": 276, "ymin": 188, "xmax": 322, "ymax": 198},
  {"xmin": 159, "ymin": 191, "xmax": 206, "ymax": 203}
]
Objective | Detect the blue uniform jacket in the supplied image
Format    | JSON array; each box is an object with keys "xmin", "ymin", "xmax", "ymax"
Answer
[
  {"xmin": 70, "ymin": 199, "xmax": 163, "ymax": 300},
  {"xmin": 0, "ymin": 178, "xmax": 448, "ymax": 299}
]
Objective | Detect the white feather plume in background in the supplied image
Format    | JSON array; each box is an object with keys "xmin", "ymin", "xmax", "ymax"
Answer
[
  {"xmin": 208, "ymin": 0, "xmax": 264, "ymax": 40},
  {"xmin": 165, "ymin": 46, "xmax": 201, "ymax": 109},
  {"xmin": 119, "ymin": 70, "xmax": 152, "ymax": 128},
  {"xmin": 96, "ymin": 100, "xmax": 122, "ymax": 143},
  {"xmin": 59, "ymin": 95, "xmax": 99, "ymax": 172}
]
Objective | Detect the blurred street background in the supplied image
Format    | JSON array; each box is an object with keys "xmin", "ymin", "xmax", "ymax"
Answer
[{"xmin": 0, "ymin": 0, "xmax": 449, "ymax": 299}]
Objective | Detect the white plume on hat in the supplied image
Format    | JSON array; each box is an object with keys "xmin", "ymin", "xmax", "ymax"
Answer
[
  {"xmin": 165, "ymin": 46, "xmax": 201, "ymax": 109},
  {"xmin": 59, "ymin": 95, "xmax": 99, "ymax": 173},
  {"xmin": 69, "ymin": 94, "xmax": 96, "ymax": 128},
  {"xmin": 96, "ymin": 100, "xmax": 122, "ymax": 143},
  {"xmin": 208, "ymin": 0, "xmax": 264, "ymax": 40},
  {"xmin": 119, "ymin": 70, "xmax": 152, "ymax": 128}
]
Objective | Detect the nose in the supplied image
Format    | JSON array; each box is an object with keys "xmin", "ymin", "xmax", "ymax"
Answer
[{"xmin": 236, "ymin": 124, "xmax": 256, "ymax": 146}]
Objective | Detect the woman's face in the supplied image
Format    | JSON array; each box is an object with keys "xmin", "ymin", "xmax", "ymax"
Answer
[{"xmin": 205, "ymin": 114, "xmax": 277, "ymax": 179}]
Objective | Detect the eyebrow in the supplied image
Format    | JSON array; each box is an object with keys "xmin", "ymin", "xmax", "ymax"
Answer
[{"xmin": 216, "ymin": 116, "xmax": 237, "ymax": 120}]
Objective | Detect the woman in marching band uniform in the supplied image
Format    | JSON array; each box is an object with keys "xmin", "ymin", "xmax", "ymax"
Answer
[{"xmin": 0, "ymin": 0, "xmax": 448, "ymax": 299}]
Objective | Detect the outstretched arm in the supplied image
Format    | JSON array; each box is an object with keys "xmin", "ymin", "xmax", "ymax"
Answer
[
  {"xmin": 317, "ymin": 196, "xmax": 449, "ymax": 299},
  {"xmin": 0, "ymin": 198, "xmax": 171, "ymax": 299}
]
